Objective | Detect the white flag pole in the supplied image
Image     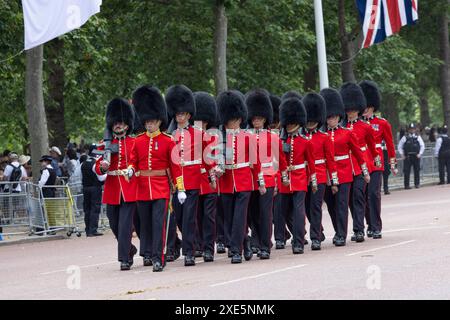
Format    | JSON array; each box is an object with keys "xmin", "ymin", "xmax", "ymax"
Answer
[{"xmin": 314, "ymin": 0, "xmax": 329, "ymax": 89}]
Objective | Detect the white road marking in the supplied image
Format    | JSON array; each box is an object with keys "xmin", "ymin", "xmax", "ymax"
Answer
[
  {"xmin": 382, "ymin": 225, "xmax": 450, "ymax": 233},
  {"xmin": 209, "ymin": 264, "xmax": 307, "ymax": 287},
  {"xmin": 346, "ymin": 240, "xmax": 416, "ymax": 257},
  {"xmin": 382, "ymin": 199, "xmax": 450, "ymax": 209},
  {"xmin": 40, "ymin": 260, "xmax": 117, "ymax": 275}
]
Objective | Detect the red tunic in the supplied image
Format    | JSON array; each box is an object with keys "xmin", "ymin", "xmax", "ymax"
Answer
[
  {"xmin": 363, "ymin": 116, "xmax": 396, "ymax": 172},
  {"xmin": 280, "ymin": 132, "xmax": 316, "ymax": 193},
  {"xmin": 327, "ymin": 127, "xmax": 366, "ymax": 184},
  {"xmin": 250, "ymin": 129, "xmax": 288, "ymax": 189},
  {"xmin": 218, "ymin": 129, "xmax": 262, "ymax": 194},
  {"xmin": 304, "ymin": 129, "xmax": 338, "ymax": 185},
  {"xmin": 345, "ymin": 119, "xmax": 379, "ymax": 174},
  {"xmin": 128, "ymin": 131, "xmax": 182, "ymax": 201},
  {"xmin": 200, "ymin": 130, "xmax": 219, "ymax": 195},
  {"xmin": 171, "ymin": 125, "xmax": 213, "ymax": 191},
  {"xmin": 95, "ymin": 136, "xmax": 137, "ymax": 205}
]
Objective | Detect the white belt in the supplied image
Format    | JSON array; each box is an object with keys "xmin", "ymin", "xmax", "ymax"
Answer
[
  {"xmin": 360, "ymin": 146, "xmax": 367, "ymax": 151},
  {"xmin": 181, "ymin": 159, "xmax": 201, "ymax": 166},
  {"xmin": 224, "ymin": 162, "xmax": 250, "ymax": 170},
  {"xmin": 375, "ymin": 144, "xmax": 382, "ymax": 148},
  {"xmin": 289, "ymin": 163, "xmax": 306, "ymax": 171},
  {"xmin": 334, "ymin": 155, "xmax": 350, "ymax": 161},
  {"xmin": 315, "ymin": 159, "xmax": 326, "ymax": 165},
  {"xmin": 107, "ymin": 170, "xmax": 126, "ymax": 176},
  {"xmin": 261, "ymin": 162, "xmax": 273, "ymax": 168},
  {"xmin": 200, "ymin": 168, "xmax": 207, "ymax": 174}
]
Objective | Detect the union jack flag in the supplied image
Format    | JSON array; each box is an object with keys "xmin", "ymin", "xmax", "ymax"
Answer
[{"xmin": 357, "ymin": 0, "xmax": 418, "ymax": 48}]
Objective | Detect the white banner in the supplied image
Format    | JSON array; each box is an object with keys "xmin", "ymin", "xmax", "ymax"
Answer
[{"xmin": 22, "ymin": 0, "xmax": 102, "ymax": 50}]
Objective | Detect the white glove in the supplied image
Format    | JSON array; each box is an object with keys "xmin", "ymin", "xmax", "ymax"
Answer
[{"xmin": 177, "ymin": 191, "xmax": 187, "ymax": 205}]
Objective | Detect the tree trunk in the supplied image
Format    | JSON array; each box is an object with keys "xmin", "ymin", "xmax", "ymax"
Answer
[
  {"xmin": 382, "ymin": 93, "xmax": 400, "ymax": 144},
  {"xmin": 439, "ymin": 10, "xmax": 450, "ymax": 126},
  {"xmin": 213, "ymin": 0, "xmax": 228, "ymax": 95},
  {"xmin": 303, "ymin": 63, "xmax": 317, "ymax": 92},
  {"xmin": 46, "ymin": 39, "xmax": 68, "ymax": 150},
  {"xmin": 338, "ymin": 0, "xmax": 356, "ymax": 83},
  {"xmin": 419, "ymin": 85, "xmax": 431, "ymax": 127},
  {"xmin": 25, "ymin": 45, "xmax": 49, "ymax": 182}
]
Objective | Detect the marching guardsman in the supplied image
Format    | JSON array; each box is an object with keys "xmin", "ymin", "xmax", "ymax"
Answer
[
  {"xmin": 165, "ymin": 85, "xmax": 218, "ymax": 267},
  {"xmin": 246, "ymin": 89, "xmax": 289, "ymax": 259},
  {"xmin": 360, "ymin": 80, "xmax": 397, "ymax": 239},
  {"xmin": 268, "ymin": 94, "xmax": 291, "ymax": 249},
  {"xmin": 128, "ymin": 85, "xmax": 183, "ymax": 272},
  {"xmin": 279, "ymin": 96, "xmax": 317, "ymax": 254},
  {"xmin": 95, "ymin": 98, "xmax": 137, "ymax": 271},
  {"xmin": 192, "ymin": 91, "xmax": 220, "ymax": 262},
  {"xmin": 216, "ymin": 90, "xmax": 263, "ymax": 264},
  {"xmin": 302, "ymin": 93, "xmax": 339, "ymax": 251},
  {"xmin": 340, "ymin": 83, "xmax": 381, "ymax": 243},
  {"xmin": 320, "ymin": 88, "xmax": 369, "ymax": 246},
  {"xmin": 273, "ymin": 91, "xmax": 303, "ymax": 248}
]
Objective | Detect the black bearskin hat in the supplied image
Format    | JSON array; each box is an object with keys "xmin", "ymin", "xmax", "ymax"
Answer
[
  {"xmin": 280, "ymin": 97, "xmax": 307, "ymax": 127},
  {"xmin": 165, "ymin": 84, "xmax": 196, "ymax": 117},
  {"xmin": 281, "ymin": 90, "xmax": 303, "ymax": 101},
  {"xmin": 340, "ymin": 82, "xmax": 367, "ymax": 113},
  {"xmin": 269, "ymin": 94, "xmax": 281, "ymax": 124},
  {"xmin": 106, "ymin": 98, "xmax": 135, "ymax": 135},
  {"xmin": 359, "ymin": 80, "xmax": 381, "ymax": 112},
  {"xmin": 217, "ymin": 90, "xmax": 248, "ymax": 125},
  {"xmin": 193, "ymin": 92, "xmax": 218, "ymax": 129},
  {"xmin": 246, "ymin": 89, "xmax": 273, "ymax": 128},
  {"xmin": 320, "ymin": 88, "xmax": 345, "ymax": 119},
  {"xmin": 132, "ymin": 85, "xmax": 168, "ymax": 132},
  {"xmin": 302, "ymin": 92, "xmax": 326, "ymax": 127}
]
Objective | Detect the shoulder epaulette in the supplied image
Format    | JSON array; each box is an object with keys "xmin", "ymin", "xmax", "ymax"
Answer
[{"xmin": 163, "ymin": 132, "xmax": 173, "ymax": 138}]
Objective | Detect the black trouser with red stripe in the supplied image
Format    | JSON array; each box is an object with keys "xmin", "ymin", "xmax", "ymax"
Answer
[
  {"xmin": 172, "ymin": 190, "xmax": 199, "ymax": 257},
  {"xmin": 106, "ymin": 201, "xmax": 136, "ymax": 263},
  {"xmin": 248, "ymin": 188, "xmax": 275, "ymax": 253},
  {"xmin": 216, "ymin": 196, "xmax": 225, "ymax": 245},
  {"xmin": 221, "ymin": 192, "xmax": 251, "ymax": 255},
  {"xmin": 324, "ymin": 183, "xmax": 351, "ymax": 239},
  {"xmin": 280, "ymin": 192, "xmax": 306, "ymax": 248},
  {"xmin": 365, "ymin": 171, "xmax": 383, "ymax": 232},
  {"xmin": 196, "ymin": 193, "xmax": 217, "ymax": 254},
  {"xmin": 137, "ymin": 199, "xmax": 168, "ymax": 264},
  {"xmin": 274, "ymin": 192, "xmax": 294, "ymax": 243},
  {"xmin": 350, "ymin": 175, "xmax": 367, "ymax": 234},
  {"xmin": 305, "ymin": 184, "xmax": 326, "ymax": 241}
]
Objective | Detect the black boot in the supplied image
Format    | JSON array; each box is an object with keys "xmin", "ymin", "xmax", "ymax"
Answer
[
  {"xmin": 243, "ymin": 239, "xmax": 253, "ymax": 261},
  {"xmin": 259, "ymin": 250, "xmax": 270, "ymax": 259},
  {"xmin": 231, "ymin": 254, "xmax": 242, "ymax": 264},
  {"xmin": 292, "ymin": 246, "xmax": 304, "ymax": 254},
  {"xmin": 275, "ymin": 240, "xmax": 285, "ymax": 249},
  {"xmin": 216, "ymin": 242, "xmax": 226, "ymax": 254},
  {"xmin": 129, "ymin": 245, "xmax": 137, "ymax": 266},
  {"xmin": 184, "ymin": 256, "xmax": 196, "ymax": 266},
  {"xmin": 203, "ymin": 251, "xmax": 214, "ymax": 262},
  {"xmin": 143, "ymin": 256, "xmax": 152, "ymax": 266},
  {"xmin": 355, "ymin": 232, "xmax": 365, "ymax": 243},
  {"xmin": 311, "ymin": 240, "xmax": 321, "ymax": 251},
  {"xmin": 152, "ymin": 261, "xmax": 164, "ymax": 272},
  {"xmin": 120, "ymin": 261, "xmax": 131, "ymax": 271}
]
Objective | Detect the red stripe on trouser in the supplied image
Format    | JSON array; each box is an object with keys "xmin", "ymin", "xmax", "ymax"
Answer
[{"xmin": 161, "ymin": 200, "xmax": 169, "ymax": 265}]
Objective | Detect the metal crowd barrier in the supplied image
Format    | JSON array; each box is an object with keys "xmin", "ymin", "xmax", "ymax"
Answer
[
  {"xmin": 0, "ymin": 181, "xmax": 29, "ymax": 236},
  {"xmin": 0, "ymin": 180, "xmax": 109, "ymax": 239}
]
